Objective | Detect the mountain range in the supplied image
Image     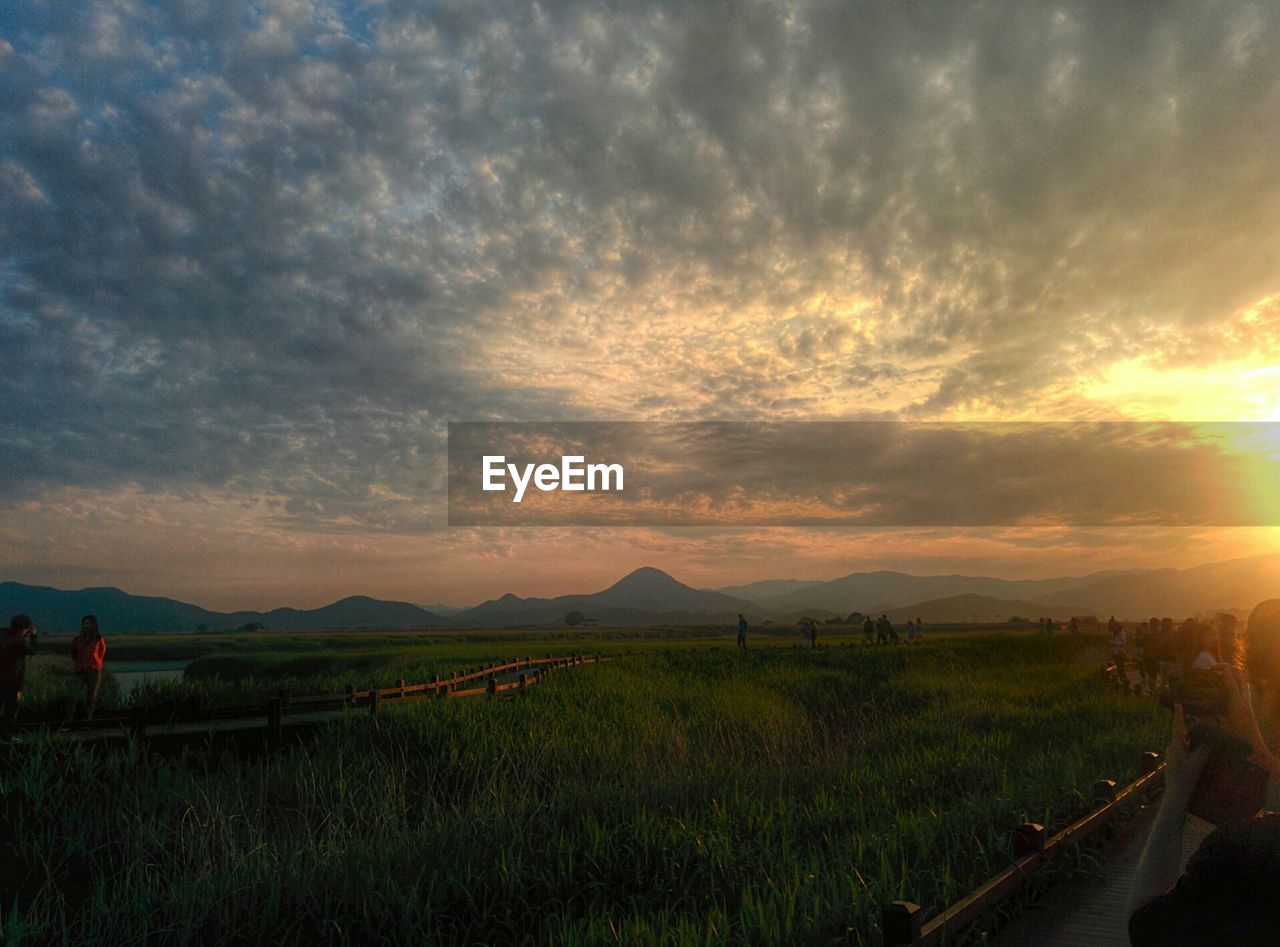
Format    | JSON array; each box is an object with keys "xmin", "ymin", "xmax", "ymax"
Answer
[{"xmin": 4, "ymin": 553, "xmax": 1278, "ymax": 633}]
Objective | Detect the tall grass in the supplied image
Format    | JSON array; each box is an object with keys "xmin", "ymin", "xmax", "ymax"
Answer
[{"xmin": 1, "ymin": 635, "xmax": 1165, "ymax": 945}]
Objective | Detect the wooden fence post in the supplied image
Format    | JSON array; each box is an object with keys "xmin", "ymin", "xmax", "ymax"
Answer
[
  {"xmin": 881, "ymin": 900, "xmax": 923, "ymax": 946},
  {"xmin": 487, "ymin": 676, "xmax": 497, "ymax": 699},
  {"xmin": 1092, "ymin": 779, "xmax": 1118, "ymax": 803},
  {"xmin": 1014, "ymin": 822, "xmax": 1046, "ymax": 858},
  {"xmin": 370, "ymin": 688, "xmax": 381, "ymax": 720},
  {"xmin": 519, "ymin": 673, "xmax": 527, "ymax": 691},
  {"xmin": 345, "ymin": 684, "xmax": 355, "ymax": 705},
  {"xmin": 1139, "ymin": 751, "xmax": 1160, "ymax": 775},
  {"xmin": 395, "ymin": 679, "xmax": 406, "ymax": 699}
]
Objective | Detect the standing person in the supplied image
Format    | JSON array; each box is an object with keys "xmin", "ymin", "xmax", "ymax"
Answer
[
  {"xmin": 905, "ymin": 619, "xmax": 916, "ymax": 643},
  {"xmin": 1110, "ymin": 617, "xmax": 1127, "ymax": 656},
  {"xmin": 804, "ymin": 617, "xmax": 818, "ymax": 649},
  {"xmin": 1069, "ymin": 617, "xmax": 1080, "ymax": 635},
  {"xmin": 71, "ymin": 614, "xmax": 107, "ymax": 720},
  {"xmin": 737, "ymin": 614, "xmax": 748, "ymax": 650},
  {"xmin": 1191, "ymin": 623, "xmax": 1220, "ymax": 671},
  {"xmin": 863, "ymin": 615, "xmax": 875, "ymax": 645},
  {"xmin": 1141, "ymin": 626, "xmax": 1161, "ymax": 686},
  {"xmin": 1, "ymin": 615, "xmax": 38, "ymax": 727},
  {"xmin": 916, "ymin": 618, "xmax": 924, "ymax": 642}
]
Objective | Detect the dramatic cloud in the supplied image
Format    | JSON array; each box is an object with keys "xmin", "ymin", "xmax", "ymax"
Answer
[
  {"xmin": 3, "ymin": 1, "xmax": 1280, "ymax": 602},
  {"xmin": 447, "ymin": 421, "xmax": 1280, "ymax": 526}
]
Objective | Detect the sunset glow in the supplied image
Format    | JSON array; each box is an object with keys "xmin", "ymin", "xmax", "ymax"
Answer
[{"xmin": 3, "ymin": 2, "xmax": 1280, "ymax": 608}]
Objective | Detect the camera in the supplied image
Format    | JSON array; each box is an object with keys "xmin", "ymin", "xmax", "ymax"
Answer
[{"xmin": 1158, "ymin": 667, "xmax": 1229, "ymax": 718}]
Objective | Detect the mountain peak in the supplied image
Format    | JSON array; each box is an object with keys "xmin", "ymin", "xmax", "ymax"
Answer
[{"xmin": 606, "ymin": 567, "xmax": 685, "ymax": 592}]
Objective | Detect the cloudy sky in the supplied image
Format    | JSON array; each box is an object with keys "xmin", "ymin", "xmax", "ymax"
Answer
[{"xmin": 3, "ymin": 0, "xmax": 1280, "ymax": 609}]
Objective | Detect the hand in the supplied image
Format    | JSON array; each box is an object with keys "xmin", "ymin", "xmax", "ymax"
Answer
[{"xmin": 1164, "ymin": 704, "xmax": 1211, "ymax": 802}]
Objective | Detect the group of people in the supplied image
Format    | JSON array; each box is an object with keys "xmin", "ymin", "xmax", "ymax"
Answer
[
  {"xmin": 734, "ymin": 613, "xmax": 926, "ymax": 649},
  {"xmin": 1108, "ymin": 614, "xmax": 1236, "ymax": 693},
  {"xmin": 861, "ymin": 614, "xmax": 924, "ymax": 645},
  {"xmin": 1036, "ymin": 616, "xmax": 1083, "ymax": 635},
  {"xmin": 1, "ymin": 613, "xmax": 108, "ymax": 725}
]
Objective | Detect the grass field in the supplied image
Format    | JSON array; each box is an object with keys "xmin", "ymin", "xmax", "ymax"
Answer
[
  {"xmin": 1, "ymin": 632, "xmax": 1166, "ymax": 945},
  {"xmin": 22, "ymin": 625, "xmax": 1019, "ymax": 713}
]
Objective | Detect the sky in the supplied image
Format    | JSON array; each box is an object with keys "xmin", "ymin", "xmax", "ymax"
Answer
[{"xmin": 3, "ymin": 0, "xmax": 1280, "ymax": 610}]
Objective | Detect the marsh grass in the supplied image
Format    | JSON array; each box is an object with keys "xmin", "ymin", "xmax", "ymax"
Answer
[{"xmin": 1, "ymin": 634, "xmax": 1165, "ymax": 945}]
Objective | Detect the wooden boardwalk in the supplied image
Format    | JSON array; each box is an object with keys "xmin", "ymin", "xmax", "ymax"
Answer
[
  {"xmin": 15, "ymin": 665, "xmax": 556, "ymax": 747},
  {"xmin": 991, "ymin": 813, "xmax": 1214, "ymax": 947}
]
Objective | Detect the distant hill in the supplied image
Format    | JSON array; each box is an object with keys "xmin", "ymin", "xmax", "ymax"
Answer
[
  {"xmin": 7, "ymin": 553, "xmax": 1277, "ymax": 633},
  {"xmin": 447, "ymin": 567, "xmax": 757, "ymax": 628},
  {"xmin": 879, "ymin": 594, "xmax": 1086, "ymax": 625},
  {"xmin": 756, "ymin": 570, "xmax": 1130, "ymax": 614},
  {"xmin": 0, "ymin": 582, "xmax": 444, "ymax": 634},
  {"xmin": 1030, "ymin": 554, "xmax": 1280, "ymax": 620},
  {"xmin": 712, "ymin": 578, "xmax": 824, "ymax": 602},
  {"xmin": 0, "ymin": 583, "xmax": 220, "ymax": 635},
  {"xmin": 226, "ymin": 596, "xmax": 444, "ymax": 632},
  {"xmin": 418, "ymin": 602, "xmax": 468, "ymax": 617}
]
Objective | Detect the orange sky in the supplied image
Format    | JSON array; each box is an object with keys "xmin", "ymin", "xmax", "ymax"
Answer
[{"xmin": 3, "ymin": 3, "xmax": 1280, "ymax": 609}]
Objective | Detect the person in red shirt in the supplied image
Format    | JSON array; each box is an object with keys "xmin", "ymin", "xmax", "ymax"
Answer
[
  {"xmin": 70, "ymin": 614, "xmax": 107, "ymax": 719},
  {"xmin": 1, "ymin": 614, "xmax": 38, "ymax": 726}
]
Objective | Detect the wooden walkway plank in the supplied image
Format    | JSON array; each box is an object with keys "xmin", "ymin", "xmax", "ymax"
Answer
[
  {"xmin": 990, "ymin": 814, "xmax": 1214, "ymax": 947},
  {"xmin": 19, "ymin": 663, "xmax": 585, "ymax": 745}
]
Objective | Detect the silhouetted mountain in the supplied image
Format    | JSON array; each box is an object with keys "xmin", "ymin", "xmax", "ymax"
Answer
[
  {"xmin": 8, "ymin": 553, "xmax": 1277, "ymax": 634},
  {"xmin": 229, "ymin": 596, "xmax": 444, "ymax": 632},
  {"xmin": 0, "ymin": 583, "xmax": 218, "ymax": 634},
  {"xmin": 712, "ymin": 578, "xmax": 823, "ymax": 602},
  {"xmin": 757, "ymin": 569, "xmax": 1134, "ymax": 614},
  {"xmin": 0, "ymin": 583, "xmax": 443, "ymax": 633},
  {"xmin": 1030, "ymin": 554, "xmax": 1280, "ymax": 620},
  {"xmin": 879, "ymin": 594, "xmax": 1087, "ymax": 625},
  {"xmin": 448, "ymin": 567, "xmax": 757, "ymax": 627},
  {"xmin": 418, "ymin": 602, "xmax": 468, "ymax": 616}
]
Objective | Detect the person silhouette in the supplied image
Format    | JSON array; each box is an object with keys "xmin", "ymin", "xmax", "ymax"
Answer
[
  {"xmin": 1129, "ymin": 599, "xmax": 1280, "ymax": 945},
  {"xmin": 1, "ymin": 615, "xmax": 38, "ymax": 726}
]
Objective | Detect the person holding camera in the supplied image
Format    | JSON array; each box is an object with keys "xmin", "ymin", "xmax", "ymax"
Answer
[
  {"xmin": 0, "ymin": 614, "xmax": 38, "ymax": 726},
  {"xmin": 1129, "ymin": 600, "xmax": 1280, "ymax": 945}
]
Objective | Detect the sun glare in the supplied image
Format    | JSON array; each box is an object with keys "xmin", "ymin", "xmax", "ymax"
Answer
[{"xmin": 1084, "ymin": 358, "xmax": 1280, "ymax": 422}]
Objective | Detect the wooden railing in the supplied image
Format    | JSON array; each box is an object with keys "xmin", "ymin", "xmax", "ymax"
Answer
[
  {"xmin": 16, "ymin": 654, "xmax": 606, "ymax": 737},
  {"xmin": 881, "ymin": 750, "xmax": 1164, "ymax": 946}
]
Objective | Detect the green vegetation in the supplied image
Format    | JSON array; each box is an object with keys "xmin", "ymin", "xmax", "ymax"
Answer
[{"xmin": 1, "ymin": 633, "xmax": 1166, "ymax": 945}]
